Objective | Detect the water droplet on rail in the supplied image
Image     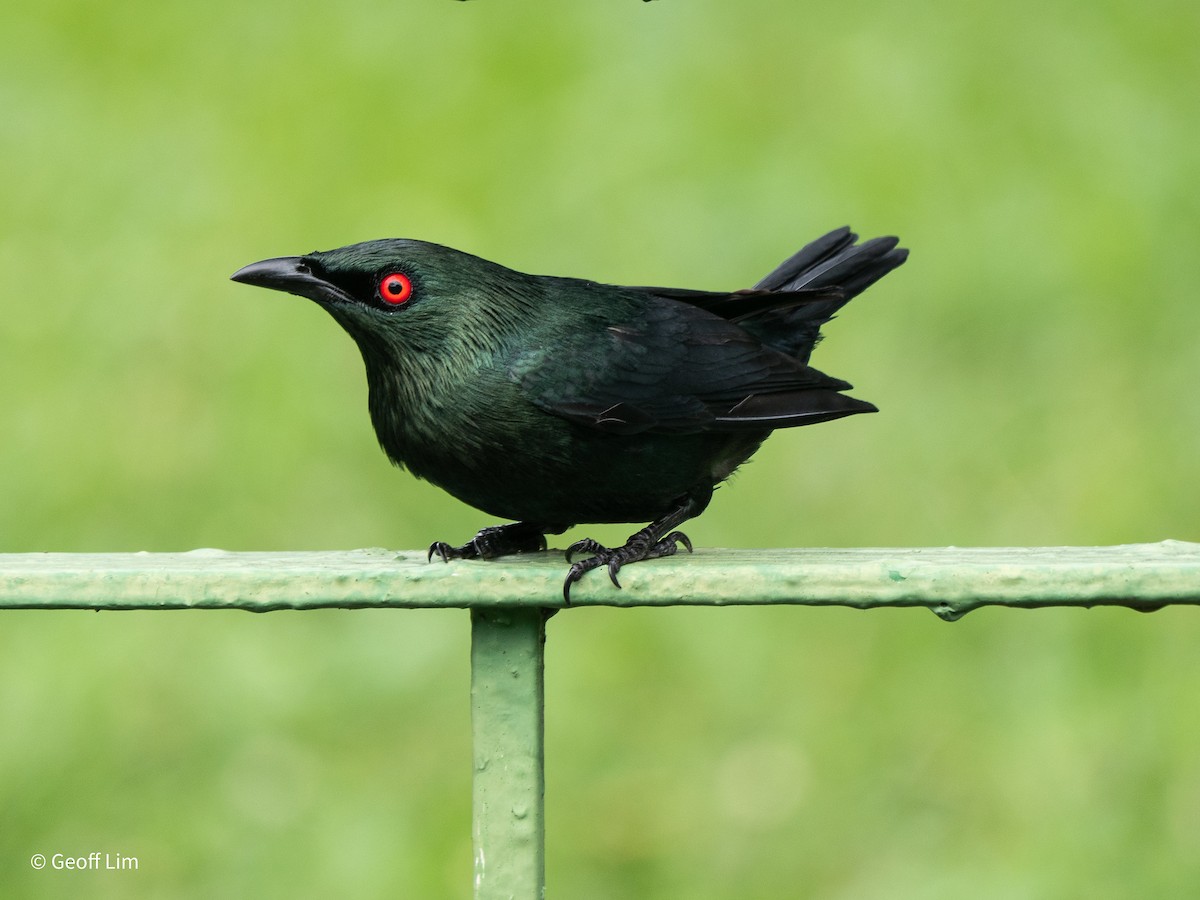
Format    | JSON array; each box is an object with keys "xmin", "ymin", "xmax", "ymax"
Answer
[{"xmin": 931, "ymin": 604, "xmax": 965, "ymax": 622}]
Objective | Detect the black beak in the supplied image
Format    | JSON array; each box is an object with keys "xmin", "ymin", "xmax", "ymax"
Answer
[{"xmin": 230, "ymin": 257, "xmax": 351, "ymax": 305}]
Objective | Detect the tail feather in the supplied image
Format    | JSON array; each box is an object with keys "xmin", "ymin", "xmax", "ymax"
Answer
[
  {"xmin": 753, "ymin": 226, "xmax": 857, "ymax": 291},
  {"xmin": 638, "ymin": 227, "xmax": 906, "ymax": 365},
  {"xmin": 755, "ymin": 227, "xmax": 908, "ymax": 298},
  {"xmin": 739, "ymin": 227, "xmax": 907, "ymax": 363}
]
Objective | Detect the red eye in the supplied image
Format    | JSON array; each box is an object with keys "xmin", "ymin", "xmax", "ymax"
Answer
[{"xmin": 379, "ymin": 272, "xmax": 412, "ymax": 305}]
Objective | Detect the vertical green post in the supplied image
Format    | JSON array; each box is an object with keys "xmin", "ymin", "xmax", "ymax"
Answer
[{"xmin": 470, "ymin": 607, "xmax": 546, "ymax": 899}]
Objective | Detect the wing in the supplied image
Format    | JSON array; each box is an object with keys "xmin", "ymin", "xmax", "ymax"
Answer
[
  {"xmin": 641, "ymin": 285, "xmax": 851, "ymax": 365},
  {"xmin": 512, "ymin": 297, "xmax": 875, "ymax": 436},
  {"xmin": 641, "ymin": 285, "xmax": 847, "ymax": 323},
  {"xmin": 624, "ymin": 229, "xmax": 907, "ymax": 364}
]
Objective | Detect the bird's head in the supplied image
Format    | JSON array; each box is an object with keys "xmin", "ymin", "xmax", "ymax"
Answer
[{"xmin": 231, "ymin": 239, "xmax": 538, "ymax": 355}]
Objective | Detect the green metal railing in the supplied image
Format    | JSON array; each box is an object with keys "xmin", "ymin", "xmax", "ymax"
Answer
[{"xmin": 4, "ymin": 541, "xmax": 1200, "ymax": 898}]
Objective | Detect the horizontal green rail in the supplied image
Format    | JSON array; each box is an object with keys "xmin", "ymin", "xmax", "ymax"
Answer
[
  {"xmin": 5, "ymin": 541, "xmax": 1200, "ymax": 899},
  {"xmin": 1, "ymin": 541, "xmax": 1199, "ymax": 617}
]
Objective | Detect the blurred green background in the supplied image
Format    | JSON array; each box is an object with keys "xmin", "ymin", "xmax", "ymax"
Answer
[{"xmin": 2, "ymin": 0, "xmax": 1199, "ymax": 896}]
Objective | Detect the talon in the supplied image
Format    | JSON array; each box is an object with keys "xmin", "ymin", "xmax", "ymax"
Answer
[
  {"xmin": 653, "ymin": 531, "xmax": 692, "ymax": 557},
  {"xmin": 606, "ymin": 558, "xmax": 623, "ymax": 588},
  {"xmin": 428, "ymin": 522, "xmax": 552, "ymax": 565},
  {"xmin": 565, "ymin": 538, "xmax": 602, "ymax": 563},
  {"xmin": 559, "ymin": 514, "xmax": 699, "ymax": 599},
  {"xmin": 562, "ymin": 562, "xmax": 595, "ymax": 605}
]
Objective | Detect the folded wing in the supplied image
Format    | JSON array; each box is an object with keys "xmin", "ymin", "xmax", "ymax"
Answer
[{"xmin": 515, "ymin": 297, "xmax": 874, "ymax": 436}]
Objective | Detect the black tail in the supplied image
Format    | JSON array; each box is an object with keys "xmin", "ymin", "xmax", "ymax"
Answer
[
  {"xmin": 754, "ymin": 226, "xmax": 908, "ymax": 297},
  {"xmin": 734, "ymin": 227, "xmax": 907, "ymax": 363},
  {"xmin": 640, "ymin": 227, "xmax": 906, "ymax": 364}
]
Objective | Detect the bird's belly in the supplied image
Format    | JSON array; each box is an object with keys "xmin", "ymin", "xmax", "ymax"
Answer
[{"xmin": 405, "ymin": 421, "xmax": 763, "ymax": 525}]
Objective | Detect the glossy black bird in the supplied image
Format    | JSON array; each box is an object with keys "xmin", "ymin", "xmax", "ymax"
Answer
[{"xmin": 231, "ymin": 227, "xmax": 907, "ymax": 601}]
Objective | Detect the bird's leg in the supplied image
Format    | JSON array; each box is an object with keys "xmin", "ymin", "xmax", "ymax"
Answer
[
  {"xmin": 428, "ymin": 521, "xmax": 567, "ymax": 563},
  {"xmin": 562, "ymin": 497, "xmax": 700, "ymax": 603}
]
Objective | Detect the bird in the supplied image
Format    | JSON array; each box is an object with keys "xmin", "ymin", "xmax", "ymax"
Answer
[{"xmin": 231, "ymin": 226, "xmax": 907, "ymax": 602}]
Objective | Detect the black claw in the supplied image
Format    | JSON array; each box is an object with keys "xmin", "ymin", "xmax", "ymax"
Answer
[
  {"xmin": 606, "ymin": 558, "xmax": 623, "ymax": 588},
  {"xmin": 427, "ymin": 522, "xmax": 551, "ymax": 566},
  {"xmin": 562, "ymin": 563, "xmax": 589, "ymax": 604},
  {"xmin": 565, "ymin": 538, "xmax": 602, "ymax": 564},
  {"xmin": 436, "ymin": 515, "xmax": 695, "ymax": 603},
  {"xmin": 561, "ymin": 531, "xmax": 692, "ymax": 601},
  {"xmin": 665, "ymin": 531, "xmax": 693, "ymax": 554}
]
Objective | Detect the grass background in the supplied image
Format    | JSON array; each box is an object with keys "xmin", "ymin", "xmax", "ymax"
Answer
[{"xmin": 2, "ymin": 0, "xmax": 1199, "ymax": 896}]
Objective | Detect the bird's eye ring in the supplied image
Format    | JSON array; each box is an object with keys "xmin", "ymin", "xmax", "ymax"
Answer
[{"xmin": 379, "ymin": 272, "xmax": 413, "ymax": 305}]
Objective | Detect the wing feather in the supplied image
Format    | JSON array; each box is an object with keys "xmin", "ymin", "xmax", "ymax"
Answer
[{"xmin": 514, "ymin": 298, "xmax": 874, "ymax": 435}]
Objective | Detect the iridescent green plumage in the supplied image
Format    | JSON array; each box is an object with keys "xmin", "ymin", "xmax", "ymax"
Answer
[{"xmin": 231, "ymin": 227, "xmax": 907, "ymax": 600}]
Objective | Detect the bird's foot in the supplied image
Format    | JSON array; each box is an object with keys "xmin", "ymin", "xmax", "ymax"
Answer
[
  {"xmin": 562, "ymin": 530, "xmax": 693, "ymax": 603},
  {"xmin": 428, "ymin": 522, "xmax": 549, "ymax": 562}
]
